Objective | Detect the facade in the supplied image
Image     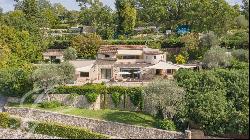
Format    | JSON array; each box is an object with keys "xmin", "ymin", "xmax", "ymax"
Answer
[
  {"xmin": 43, "ymin": 49, "xmax": 64, "ymax": 63},
  {"xmin": 43, "ymin": 45, "xmax": 199, "ymax": 85},
  {"xmin": 70, "ymin": 45, "xmax": 194, "ymax": 85}
]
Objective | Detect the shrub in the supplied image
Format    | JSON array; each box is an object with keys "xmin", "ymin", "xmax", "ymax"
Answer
[
  {"xmin": 85, "ymin": 93, "xmax": 99, "ymax": 103},
  {"xmin": 55, "ymin": 84, "xmax": 105, "ymax": 95},
  {"xmin": 28, "ymin": 121, "xmax": 109, "ymax": 139},
  {"xmin": 174, "ymin": 68, "xmax": 249, "ymax": 136},
  {"xmin": 39, "ymin": 101, "xmax": 62, "ymax": 109},
  {"xmin": 231, "ymin": 49, "xmax": 249, "ymax": 62},
  {"xmin": 128, "ymin": 87, "xmax": 143, "ymax": 109},
  {"xmin": 111, "ymin": 92, "xmax": 122, "ymax": 108},
  {"xmin": 202, "ymin": 46, "xmax": 232, "ymax": 69},
  {"xmin": 8, "ymin": 117, "xmax": 21, "ymax": 129},
  {"xmin": 156, "ymin": 119, "xmax": 176, "ymax": 131},
  {"xmin": 0, "ymin": 112, "xmax": 9, "ymax": 128}
]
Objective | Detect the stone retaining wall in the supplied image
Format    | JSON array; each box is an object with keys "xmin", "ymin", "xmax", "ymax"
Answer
[{"xmin": 5, "ymin": 107, "xmax": 185, "ymax": 139}]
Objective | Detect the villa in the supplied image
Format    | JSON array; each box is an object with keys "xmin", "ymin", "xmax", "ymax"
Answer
[{"xmin": 66, "ymin": 45, "xmax": 199, "ymax": 85}]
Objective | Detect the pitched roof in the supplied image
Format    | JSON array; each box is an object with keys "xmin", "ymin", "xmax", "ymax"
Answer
[
  {"xmin": 98, "ymin": 45, "xmax": 146, "ymax": 53},
  {"xmin": 43, "ymin": 49, "xmax": 64, "ymax": 56}
]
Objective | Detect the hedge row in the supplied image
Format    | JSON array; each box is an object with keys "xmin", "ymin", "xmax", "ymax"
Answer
[
  {"xmin": 0, "ymin": 112, "xmax": 21, "ymax": 129},
  {"xmin": 28, "ymin": 121, "xmax": 109, "ymax": 139},
  {"xmin": 55, "ymin": 84, "xmax": 106, "ymax": 95}
]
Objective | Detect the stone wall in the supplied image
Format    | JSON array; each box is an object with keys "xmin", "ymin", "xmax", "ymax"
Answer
[
  {"xmin": 5, "ymin": 107, "xmax": 185, "ymax": 139},
  {"xmin": 34, "ymin": 94, "xmax": 138, "ymax": 111}
]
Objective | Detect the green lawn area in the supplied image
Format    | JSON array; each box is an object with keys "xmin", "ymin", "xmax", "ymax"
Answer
[{"xmin": 8, "ymin": 103, "xmax": 156, "ymax": 128}]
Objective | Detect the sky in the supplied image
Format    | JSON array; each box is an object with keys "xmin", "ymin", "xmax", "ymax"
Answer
[{"xmin": 0, "ymin": 0, "xmax": 243, "ymax": 13}]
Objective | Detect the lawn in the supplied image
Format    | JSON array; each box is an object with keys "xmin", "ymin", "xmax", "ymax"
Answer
[{"xmin": 8, "ymin": 103, "xmax": 156, "ymax": 128}]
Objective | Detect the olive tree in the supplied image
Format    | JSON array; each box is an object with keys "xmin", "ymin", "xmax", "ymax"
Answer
[
  {"xmin": 202, "ymin": 46, "xmax": 232, "ymax": 69},
  {"xmin": 31, "ymin": 63, "xmax": 75, "ymax": 100},
  {"xmin": 63, "ymin": 47, "xmax": 77, "ymax": 61},
  {"xmin": 143, "ymin": 78, "xmax": 185, "ymax": 119}
]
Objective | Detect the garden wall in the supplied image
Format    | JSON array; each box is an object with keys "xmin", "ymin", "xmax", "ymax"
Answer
[
  {"xmin": 32, "ymin": 94, "xmax": 139, "ymax": 111},
  {"xmin": 5, "ymin": 107, "xmax": 185, "ymax": 139}
]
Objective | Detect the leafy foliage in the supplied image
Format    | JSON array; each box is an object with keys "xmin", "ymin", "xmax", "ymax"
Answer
[
  {"xmin": 143, "ymin": 78, "xmax": 185, "ymax": 119},
  {"xmin": 71, "ymin": 34, "xmax": 103, "ymax": 59},
  {"xmin": 174, "ymin": 68, "xmax": 249, "ymax": 135},
  {"xmin": 156, "ymin": 119, "xmax": 176, "ymax": 131},
  {"xmin": 63, "ymin": 47, "xmax": 77, "ymax": 60},
  {"xmin": 39, "ymin": 101, "xmax": 62, "ymax": 109},
  {"xmin": 231, "ymin": 49, "xmax": 249, "ymax": 62},
  {"xmin": 85, "ymin": 93, "xmax": 99, "ymax": 103},
  {"xmin": 0, "ymin": 113, "xmax": 9, "ymax": 128},
  {"xmin": 202, "ymin": 46, "xmax": 232, "ymax": 69},
  {"xmin": 111, "ymin": 92, "xmax": 122, "ymax": 108},
  {"xmin": 116, "ymin": 0, "xmax": 137, "ymax": 36}
]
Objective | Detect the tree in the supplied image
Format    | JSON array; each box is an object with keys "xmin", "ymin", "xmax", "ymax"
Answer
[
  {"xmin": 57, "ymin": 62, "xmax": 76, "ymax": 85},
  {"xmin": 184, "ymin": 0, "xmax": 240, "ymax": 35},
  {"xmin": 143, "ymin": 78, "xmax": 185, "ymax": 119},
  {"xmin": 31, "ymin": 64, "xmax": 60, "ymax": 101},
  {"xmin": 242, "ymin": 0, "xmax": 249, "ymax": 20},
  {"xmin": 71, "ymin": 33, "xmax": 103, "ymax": 59},
  {"xmin": 174, "ymin": 68, "xmax": 249, "ymax": 135},
  {"xmin": 175, "ymin": 54, "xmax": 186, "ymax": 64},
  {"xmin": 78, "ymin": 0, "xmax": 115, "ymax": 39},
  {"xmin": 231, "ymin": 49, "xmax": 249, "ymax": 62},
  {"xmin": 220, "ymin": 29, "xmax": 249, "ymax": 49},
  {"xmin": 202, "ymin": 46, "xmax": 232, "ymax": 69},
  {"xmin": 14, "ymin": 0, "xmax": 40, "ymax": 22},
  {"xmin": 235, "ymin": 15, "xmax": 249, "ymax": 29},
  {"xmin": 63, "ymin": 47, "xmax": 77, "ymax": 61},
  {"xmin": 116, "ymin": 0, "xmax": 137, "ymax": 36}
]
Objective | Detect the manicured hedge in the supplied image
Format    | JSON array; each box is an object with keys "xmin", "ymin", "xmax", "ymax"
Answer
[
  {"xmin": 55, "ymin": 84, "xmax": 106, "ymax": 95},
  {"xmin": 28, "ymin": 121, "xmax": 110, "ymax": 139},
  {"xmin": 0, "ymin": 112, "xmax": 21, "ymax": 129}
]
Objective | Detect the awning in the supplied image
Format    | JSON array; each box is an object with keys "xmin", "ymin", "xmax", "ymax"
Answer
[
  {"xmin": 76, "ymin": 64, "xmax": 93, "ymax": 72},
  {"xmin": 178, "ymin": 65, "xmax": 197, "ymax": 69},
  {"xmin": 117, "ymin": 50, "xmax": 142, "ymax": 56},
  {"xmin": 145, "ymin": 62, "xmax": 180, "ymax": 70},
  {"xmin": 118, "ymin": 72, "xmax": 131, "ymax": 75}
]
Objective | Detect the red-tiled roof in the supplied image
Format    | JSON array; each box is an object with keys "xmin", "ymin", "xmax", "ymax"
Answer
[
  {"xmin": 98, "ymin": 45, "xmax": 146, "ymax": 53},
  {"xmin": 144, "ymin": 51, "xmax": 164, "ymax": 55},
  {"xmin": 43, "ymin": 49, "xmax": 64, "ymax": 56}
]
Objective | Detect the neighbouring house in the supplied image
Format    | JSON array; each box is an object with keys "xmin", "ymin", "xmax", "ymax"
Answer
[
  {"xmin": 69, "ymin": 60, "xmax": 96, "ymax": 84},
  {"xmin": 69, "ymin": 45, "xmax": 199, "ymax": 85},
  {"xmin": 43, "ymin": 49, "xmax": 64, "ymax": 63}
]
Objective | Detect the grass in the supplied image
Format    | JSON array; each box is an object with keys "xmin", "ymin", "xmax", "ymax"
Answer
[{"xmin": 7, "ymin": 103, "xmax": 156, "ymax": 128}]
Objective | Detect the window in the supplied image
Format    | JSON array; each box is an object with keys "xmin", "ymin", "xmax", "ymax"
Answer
[
  {"xmin": 146, "ymin": 56, "xmax": 148, "ymax": 59},
  {"xmin": 120, "ymin": 68, "xmax": 140, "ymax": 79},
  {"xmin": 167, "ymin": 69, "xmax": 172, "ymax": 74},
  {"xmin": 105, "ymin": 54, "xmax": 110, "ymax": 58},
  {"xmin": 122, "ymin": 55, "xmax": 140, "ymax": 59},
  {"xmin": 154, "ymin": 56, "xmax": 156, "ymax": 59},
  {"xmin": 101, "ymin": 69, "xmax": 112, "ymax": 79},
  {"xmin": 80, "ymin": 72, "xmax": 89, "ymax": 77}
]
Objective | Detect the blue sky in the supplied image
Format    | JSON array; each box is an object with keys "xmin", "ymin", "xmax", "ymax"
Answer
[{"xmin": 0, "ymin": 0, "xmax": 242, "ymax": 13}]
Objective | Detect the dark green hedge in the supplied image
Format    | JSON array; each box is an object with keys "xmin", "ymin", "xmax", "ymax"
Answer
[
  {"xmin": 28, "ymin": 121, "xmax": 109, "ymax": 139},
  {"xmin": 55, "ymin": 84, "xmax": 106, "ymax": 95}
]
